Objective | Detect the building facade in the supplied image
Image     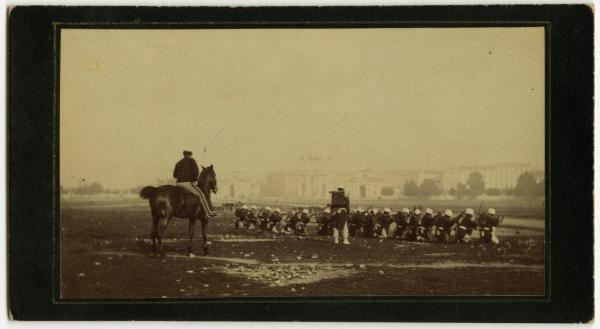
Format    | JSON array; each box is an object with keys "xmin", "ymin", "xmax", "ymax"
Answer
[{"xmin": 441, "ymin": 163, "xmax": 536, "ymax": 191}]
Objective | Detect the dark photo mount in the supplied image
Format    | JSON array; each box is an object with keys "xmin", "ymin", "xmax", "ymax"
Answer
[{"xmin": 7, "ymin": 5, "xmax": 593, "ymax": 321}]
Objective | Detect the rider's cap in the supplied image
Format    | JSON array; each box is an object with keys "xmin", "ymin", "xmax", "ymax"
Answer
[
  {"xmin": 488, "ymin": 208, "xmax": 496, "ymax": 215},
  {"xmin": 265, "ymin": 206, "xmax": 272, "ymax": 211},
  {"xmin": 303, "ymin": 209, "xmax": 309, "ymax": 214},
  {"xmin": 402, "ymin": 208, "xmax": 410, "ymax": 213},
  {"xmin": 242, "ymin": 205, "xmax": 248, "ymax": 210},
  {"xmin": 251, "ymin": 205, "xmax": 257, "ymax": 210},
  {"xmin": 383, "ymin": 207, "xmax": 391, "ymax": 213},
  {"xmin": 274, "ymin": 208, "xmax": 280, "ymax": 213},
  {"xmin": 444, "ymin": 209, "xmax": 453, "ymax": 217},
  {"xmin": 324, "ymin": 208, "xmax": 331, "ymax": 214},
  {"xmin": 465, "ymin": 208, "xmax": 474, "ymax": 215},
  {"xmin": 183, "ymin": 150, "xmax": 192, "ymax": 156},
  {"xmin": 425, "ymin": 208, "xmax": 433, "ymax": 215},
  {"xmin": 414, "ymin": 209, "xmax": 422, "ymax": 215},
  {"xmin": 371, "ymin": 208, "xmax": 378, "ymax": 214}
]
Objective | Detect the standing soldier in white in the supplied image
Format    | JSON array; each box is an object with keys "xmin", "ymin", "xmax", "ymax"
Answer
[{"xmin": 332, "ymin": 208, "xmax": 350, "ymax": 245}]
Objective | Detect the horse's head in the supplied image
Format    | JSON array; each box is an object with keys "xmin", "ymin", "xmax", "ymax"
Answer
[{"xmin": 200, "ymin": 164, "xmax": 218, "ymax": 193}]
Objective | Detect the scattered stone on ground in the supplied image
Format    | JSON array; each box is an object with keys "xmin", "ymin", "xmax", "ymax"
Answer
[{"xmin": 221, "ymin": 263, "xmax": 356, "ymax": 286}]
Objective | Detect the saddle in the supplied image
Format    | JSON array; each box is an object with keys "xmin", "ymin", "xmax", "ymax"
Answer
[{"xmin": 177, "ymin": 187, "xmax": 201, "ymax": 213}]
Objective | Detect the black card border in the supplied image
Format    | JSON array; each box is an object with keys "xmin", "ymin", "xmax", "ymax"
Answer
[{"xmin": 7, "ymin": 5, "xmax": 593, "ymax": 322}]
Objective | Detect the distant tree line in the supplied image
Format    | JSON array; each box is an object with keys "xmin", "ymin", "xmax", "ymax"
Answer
[
  {"xmin": 60, "ymin": 183, "xmax": 147, "ymax": 195},
  {"xmin": 395, "ymin": 171, "xmax": 544, "ymax": 199}
]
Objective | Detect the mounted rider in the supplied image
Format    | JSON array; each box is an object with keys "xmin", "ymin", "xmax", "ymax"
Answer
[{"xmin": 173, "ymin": 150, "xmax": 216, "ymax": 220}]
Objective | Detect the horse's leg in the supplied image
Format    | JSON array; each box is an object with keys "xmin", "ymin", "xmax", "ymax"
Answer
[
  {"xmin": 151, "ymin": 214, "xmax": 159, "ymax": 255},
  {"xmin": 201, "ymin": 218, "xmax": 209, "ymax": 255},
  {"xmin": 156, "ymin": 216, "xmax": 170, "ymax": 256},
  {"xmin": 187, "ymin": 217, "xmax": 196, "ymax": 256}
]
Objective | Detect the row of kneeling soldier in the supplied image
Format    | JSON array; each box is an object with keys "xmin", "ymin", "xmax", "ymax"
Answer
[
  {"xmin": 233, "ymin": 205, "xmax": 502, "ymax": 245},
  {"xmin": 233, "ymin": 205, "xmax": 312, "ymax": 235}
]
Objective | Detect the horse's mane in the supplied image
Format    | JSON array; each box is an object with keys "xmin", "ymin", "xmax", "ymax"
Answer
[
  {"xmin": 199, "ymin": 165, "xmax": 213, "ymax": 180},
  {"xmin": 198, "ymin": 165, "xmax": 215, "ymax": 191}
]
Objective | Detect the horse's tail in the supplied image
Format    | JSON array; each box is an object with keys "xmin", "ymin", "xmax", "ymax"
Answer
[{"xmin": 139, "ymin": 186, "xmax": 157, "ymax": 200}]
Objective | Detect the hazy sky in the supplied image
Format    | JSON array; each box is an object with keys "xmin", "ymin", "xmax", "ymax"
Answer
[{"xmin": 60, "ymin": 28, "xmax": 545, "ymax": 189}]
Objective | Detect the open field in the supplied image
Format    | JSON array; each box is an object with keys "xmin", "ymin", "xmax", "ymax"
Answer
[{"xmin": 60, "ymin": 202, "xmax": 545, "ymax": 298}]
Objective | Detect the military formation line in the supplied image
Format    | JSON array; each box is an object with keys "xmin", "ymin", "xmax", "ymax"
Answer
[{"xmin": 230, "ymin": 205, "xmax": 502, "ymax": 245}]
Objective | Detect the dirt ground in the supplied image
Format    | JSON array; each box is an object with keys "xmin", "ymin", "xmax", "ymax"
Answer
[{"xmin": 59, "ymin": 203, "xmax": 545, "ymax": 298}]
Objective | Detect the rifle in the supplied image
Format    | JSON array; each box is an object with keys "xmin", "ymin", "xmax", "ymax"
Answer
[{"xmin": 476, "ymin": 201, "xmax": 484, "ymax": 218}]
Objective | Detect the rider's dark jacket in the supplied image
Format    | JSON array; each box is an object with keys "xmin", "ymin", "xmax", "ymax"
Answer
[{"xmin": 173, "ymin": 156, "xmax": 200, "ymax": 183}]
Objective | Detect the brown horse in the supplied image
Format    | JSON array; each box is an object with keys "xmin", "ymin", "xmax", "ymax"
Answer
[{"xmin": 139, "ymin": 165, "xmax": 217, "ymax": 256}]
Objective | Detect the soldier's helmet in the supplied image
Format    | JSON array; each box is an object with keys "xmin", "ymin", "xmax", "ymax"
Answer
[
  {"xmin": 302, "ymin": 209, "xmax": 309, "ymax": 214},
  {"xmin": 357, "ymin": 207, "xmax": 364, "ymax": 212},
  {"xmin": 444, "ymin": 209, "xmax": 454, "ymax": 217},
  {"xmin": 488, "ymin": 208, "xmax": 496, "ymax": 215},
  {"xmin": 274, "ymin": 208, "xmax": 280, "ymax": 213},
  {"xmin": 324, "ymin": 208, "xmax": 331, "ymax": 214},
  {"xmin": 425, "ymin": 208, "xmax": 433, "ymax": 215},
  {"xmin": 242, "ymin": 205, "xmax": 248, "ymax": 210},
  {"xmin": 371, "ymin": 208, "xmax": 379, "ymax": 214},
  {"xmin": 251, "ymin": 205, "xmax": 257, "ymax": 210},
  {"xmin": 414, "ymin": 209, "xmax": 422, "ymax": 215},
  {"xmin": 402, "ymin": 208, "xmax": 410, "ymax": 213},
  {"xmin": 465, "ymin": 208, "xmax": 475, "ymax": 215},
  {"xmin": 383, "ymin": 207, "xmax": 391, "ymax": 214},
  {"xmin": 265, "ymin": 206, "xmax": 272, "ymax": 211}
]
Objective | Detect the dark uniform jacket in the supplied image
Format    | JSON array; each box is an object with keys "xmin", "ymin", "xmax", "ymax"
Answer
[
  {"xmin": 270, "ymin": 212, "xmax": 282, "ymax": 224},
  {"xmin": 300, "ymin": 213, "xmax": 311, "ymax": 224},
  {"xmin": 173, "ymin": 157, "xmax": 200, "ymax": 183},
  {"xmin": 379, "ymin": 214, "xmax": 393, "ymax": 226},
  {"xmin": 395, "ymin": 213, "xmax": 408, "ymax": 226},
  {"xmin": 421, "ymin": 214, "xmax": 435, "ymax": 228},
  {"xmin": 234, "ymin": 208, "xmax": 248, "ymax": 220},
  {"xmin": 477, "ymin": 214, "xmax": 500, "ymax": 228},
  {"xmin": 456, "ymin": 214, "xmax": 477, "ymax": 232},
  {"xmin": 247, "ymin": 210, "xmax": 258, "ymax": 224},
  {"xmin": 434, "ymin": 214, "xmax": 454, "ymax": 232}
]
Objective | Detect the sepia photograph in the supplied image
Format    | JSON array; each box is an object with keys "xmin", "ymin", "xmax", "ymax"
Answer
[{"xmin": 58, "ymin": 26, "xmax": 547, "ymax": 299}]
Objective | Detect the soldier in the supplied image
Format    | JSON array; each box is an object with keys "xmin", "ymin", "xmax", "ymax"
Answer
[
  {"xmin": 420, "ymin": 208, "xmax": 436, "ymax": 242},
  {"xmin": 245, "ymin": 205, "xmax": 258, "ymax": 230},
  {"xmin": 258, "ymin": 206, "xmax": 272, "ymax": 230},
  {"xmin": 287, "ymin": 210, "xmax": 301, "ymax": 234},
  {"xmin": 477, "ymin": 208, "xmax": 501, "ymax": 244},
  {"xmin": 394, "ymin": 208, "xmax": 410, "ymax": 239},
  {"xmin": 332, "ymin": 208, "xmax": 350, "ymax": 245},
  {"xmin": 405, "ymin": 209, "xmax": 421, "ymax": 241},
  {"xmin": 318, "ymin": 208, "xmax": 332, "ymax": 236},
  {"xmin": 415, "ymin": 209, "xmax": 431, "ymax": 242},
  {"xmin": 269, "ymin": 208, "xmax": 284, "ymax": 234},
  {"xmin": 234, "ymin": 205, "xmax": 248, "ymax": 229},
  {"xmin": 455, "ymin": 208, "xmax": 477, "ymax": 243},
  {"xmin": 349, "ymin": 207, "xmax": 365, "ymax": 237},
  {"xmin": 296, "ymin": 209, "xmax": 311, "ymax": 234},
  {"xmin": 365, "ymin": 209, "xmax": 379, "ymax": 238},
  {"xmin": 379, "ymin": 208, "xmax": 394, "ymax": 239},
  {"xmin": 434, "ymin": 209, "xmax": 455, "ymax": 243}
]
